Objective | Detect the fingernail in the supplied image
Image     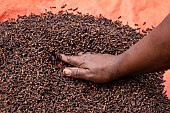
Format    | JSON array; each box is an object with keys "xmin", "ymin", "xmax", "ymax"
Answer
[
  {"xmin": 63, "ymin": 69, "xmax": 71, "ymax": 76},
  {"xmin": 57, "ymin": 54, "xmax": 62, "ymax": 59}
]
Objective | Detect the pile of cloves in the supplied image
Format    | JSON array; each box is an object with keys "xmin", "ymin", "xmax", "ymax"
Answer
[{"xmin": 0, "ymin": 10, "xmax": 169, "ymax": 113}]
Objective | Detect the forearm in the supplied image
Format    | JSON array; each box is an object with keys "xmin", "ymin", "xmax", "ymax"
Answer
[
  {"xmin": 60, "ymin": 13, "xmax": 170, "ymax": 83},
  {"xmin": 116, "ymin": 13, "xmax": 170, "ymax": 76}
]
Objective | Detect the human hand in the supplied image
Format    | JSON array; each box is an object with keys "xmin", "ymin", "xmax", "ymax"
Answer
[{"xmin": 59, "ymin": 53, "xmax": 121, "ymax": 83}]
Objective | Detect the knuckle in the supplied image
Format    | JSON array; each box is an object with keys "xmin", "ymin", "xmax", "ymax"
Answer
[
  {"xmin": 75, "ymin": 68, "xmax": 79, "ymax": 75},
  {"xmin": 72, "ymin": 68, "xmax": 79, "ymax": 77},
  {"xmin": 67, "ymin": 56, "xmax": 71, "ymax": 61}
]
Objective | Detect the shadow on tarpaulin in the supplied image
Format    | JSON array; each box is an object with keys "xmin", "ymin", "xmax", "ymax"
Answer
[{"xmin": 0, "ymin": 0, "xmax": 170, "ymax": 98}]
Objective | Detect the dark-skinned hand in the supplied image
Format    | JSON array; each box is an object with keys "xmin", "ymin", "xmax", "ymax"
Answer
[
  {"xmin": 58, "ymin": 14, "xmax": 170, "ymax": 85},
  {"xmin": 59, "ymin": 53, "xmax": 121, "ymax": 83}
]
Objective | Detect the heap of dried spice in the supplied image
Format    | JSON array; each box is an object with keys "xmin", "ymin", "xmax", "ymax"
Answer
[{"xmin": 0, "ymin": 10, "xmax": 170, "ymax": 113}]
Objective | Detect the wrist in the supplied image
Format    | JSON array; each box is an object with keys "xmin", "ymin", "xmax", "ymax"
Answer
[{"xmin": 114, "ymin": 52, "xmax": 131, "ymax": 78}]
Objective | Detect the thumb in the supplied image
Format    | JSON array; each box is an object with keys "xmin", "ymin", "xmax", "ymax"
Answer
[{"xmin": 63, "ymin": 68, "xmax": 89, "ymax": 80}]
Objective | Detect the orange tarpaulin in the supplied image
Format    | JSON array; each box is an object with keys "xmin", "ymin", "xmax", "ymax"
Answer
[{"xmin": 0, "ymin": 0, "xmax": 170, "ymax": 98}]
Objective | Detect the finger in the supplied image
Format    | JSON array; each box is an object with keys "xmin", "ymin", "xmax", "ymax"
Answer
[
  {"xmin": 59, "ymin": 54, "xmax": 83, "ymax": 66},
  {"xmin": 85, "ymin": 52, "xmax": 94, "ymax": 54},
  {"xmin": 78, "ymin": 52, "xmax": 84, "ymax": 56},
  {"xmin": 63, "ymin": 68, "xmax": 90, "ymax": 80}
]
